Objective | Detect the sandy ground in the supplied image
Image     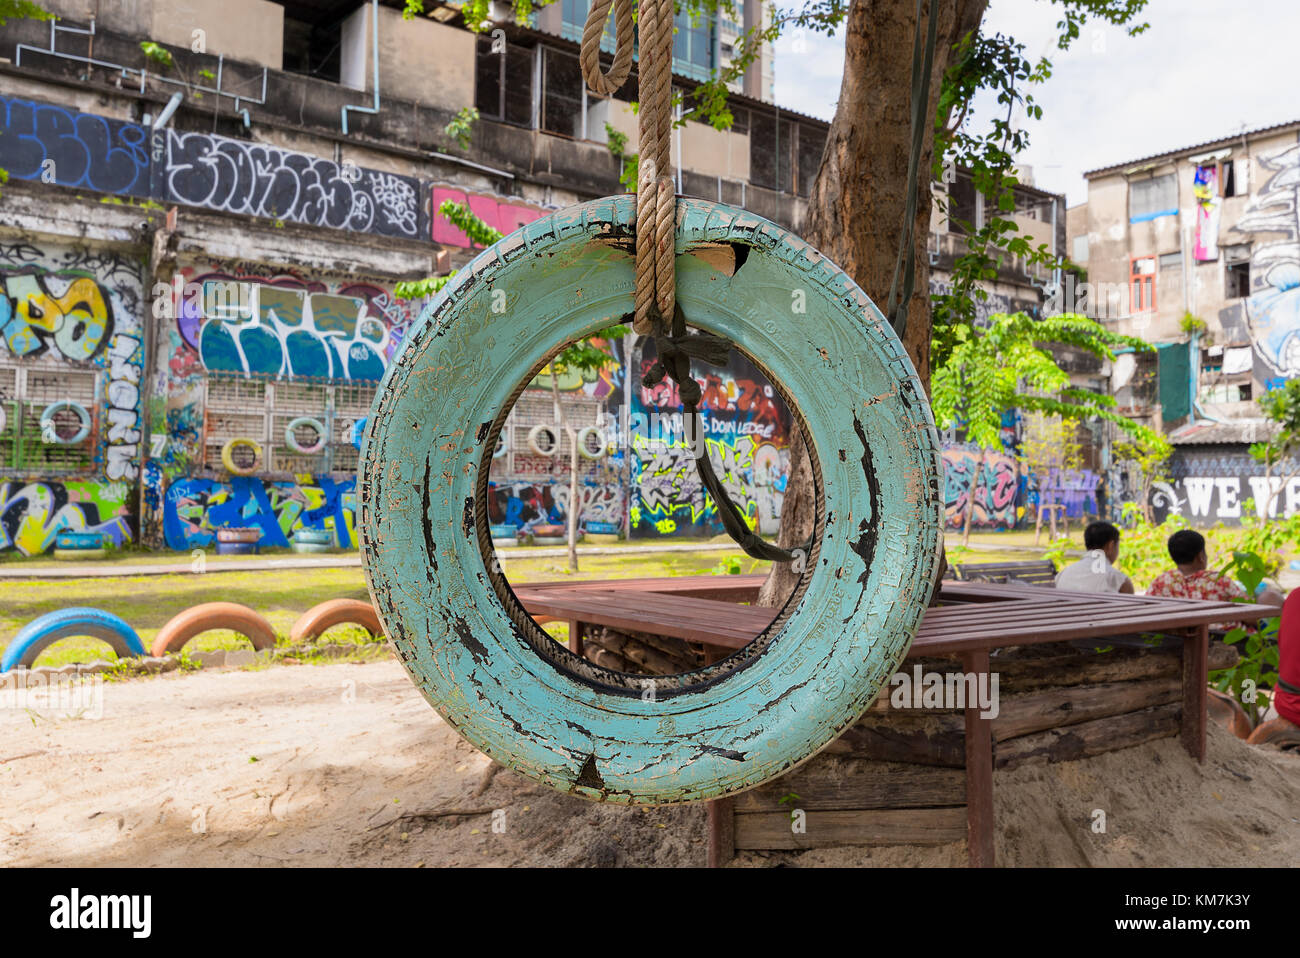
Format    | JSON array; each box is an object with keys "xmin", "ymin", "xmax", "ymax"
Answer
[{"xmin": 2, "ymin": 658, "xmax": 1297, "ymax": 867}]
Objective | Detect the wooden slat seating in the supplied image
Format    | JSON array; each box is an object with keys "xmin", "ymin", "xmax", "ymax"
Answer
[
  {"xmin": 509, "ymin": 574, "xmax": 1273, "ymax": 867},
  {"xmin": 952, "ymin": 559, "xmax": 1058, "ymax": 586}
]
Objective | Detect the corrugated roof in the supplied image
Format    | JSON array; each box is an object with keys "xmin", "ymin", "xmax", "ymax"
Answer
[
  {"xmin": 1083, "ymin": 119, "xmax": 1300, "ymax": 179},
  {"xmin": 1167, "ymin": 419, "xmax": 1279, "ymax": 446}
]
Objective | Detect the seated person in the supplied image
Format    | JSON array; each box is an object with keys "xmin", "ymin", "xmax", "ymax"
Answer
[
  {"xmin": 1275, "ymin": 590, "xmax": 1300, "ymax": 730},
  {"xmin": 1055, "ymin": 521, "xmax": 1134, "ymax": 594},
  {"xmin": 1147, "ymin": 529, "xmax": 1283, "ymax": 629}
]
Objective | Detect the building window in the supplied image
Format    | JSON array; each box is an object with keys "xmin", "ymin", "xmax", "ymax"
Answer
[
  {"xmin": 283, "ymin": 15, "xmax": 342, "ymax": 83},
  {"xmin": 673, "ymin": 9, "xmax": 715, "ymax": 80},
  {"xmin": 1130, "ymin": 256, "xmax": 1156, "ymax": 313},
  {"xmin": 1221, "ymin": 159, "xmax": 1244, "ymax": 197},
  {"xmin": 1128, "ymin": 173, "xmax": 1177, "ymax": 223},
  {"xmin": 541, "ymin": 46, "xmax": 584, "ymax": 138},
  {"xmin": 1225, "ymin": 245, "xmax": 1251, "ymax": 298},
  {"xmin": 1157, "ymin": 251, "xmax": 1183, "ymax": 271},
  {"xmin": 1071, "ymin": 235, "xmax": 1089, "ymax": 263},
  {"xmin": 475, "ymin": 36, "xmax": 535, "ymax": 128}
]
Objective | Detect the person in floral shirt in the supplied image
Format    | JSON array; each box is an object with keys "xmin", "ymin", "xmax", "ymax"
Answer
[{"xmin": 1146, "ymin": 530, "xmax": 1283, "ymax": 630}]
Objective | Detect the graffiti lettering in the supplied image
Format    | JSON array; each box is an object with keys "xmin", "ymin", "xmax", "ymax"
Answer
[
  {"xmin": 165, "ymin": 131, "xmax": 423, "ymax": 239},
  {"xmin": 0, "ymin": 97, "xmax": 150, "ymax": 196},
  {"xmin": 0, "ymin": 481, "xmax": 132, "ymax": 555}
]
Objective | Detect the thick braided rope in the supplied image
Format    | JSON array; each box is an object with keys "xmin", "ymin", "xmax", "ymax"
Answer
[
  {"xmin": 579, "ymin": 0, "xmax": 676, "ymax": 336},
  {"xmin": 578, "ymin": 0, "xmax": 634, "ymax": 97}
]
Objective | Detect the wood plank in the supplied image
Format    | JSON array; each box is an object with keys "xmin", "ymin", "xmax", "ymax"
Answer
[
  {"xmin": 963, "ymin": 648, "xmax": 995, "ymax": 869},
  {"xmin": 825, "ymin": 718, "xmax": 966, "ymax": 767},
  {"xmin": 1182, "ymin": 623, "xmax": 1209, "ymax": 763},
  {"xmin": 995, "ymin": 702, "xmax": 1182, "ymax": 770},
  {"xmin": 733, "ymin": 807, "xmax": 967, "ymax": 849},
  {"xmin": 991, "ymin": 676, "xmax": 1182, "ymax": 741},
  {"xmin": 707, "ymin": 797, "xmax": 734, "ymax": 867},
  {"xmin": 733, "ymin": 759, "xmax": 965, "ymax": 812}
]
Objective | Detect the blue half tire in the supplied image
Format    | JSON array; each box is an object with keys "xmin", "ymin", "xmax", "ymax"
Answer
[
  {"xmin": 359, "ymin": 195, "xmax": 942, "ymax": 805},
  {"xmin": 2, "ymin": 607, "xmax": 144, "ymax": 672}
]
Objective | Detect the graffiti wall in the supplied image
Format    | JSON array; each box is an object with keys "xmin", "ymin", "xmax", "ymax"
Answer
[
  {"xmin": 168, "ymin": 265, "xmax": 416, "ymax": 381},
  {"xmin": 0, "ymin": 96, "xmax": 151, "ymax": 197},
  {"xmin": 1151, "ymin": 444, "xmax": 1300, "ymax": 525},
  {"xmin": 162, "ymin": 474, "xmax": 357, "ymax": 550},
  {"xmin": 941, "ymin": 446, "xmax": 1020, "ymax": 530},
  {"xmin": 0, "ymin": 480, "xmax": 133, "ymax": 556},
  {"xmin": 163, "ymin": 131, "xmax": 425, "ymax": 240},
  {"xmin": 629, "ymin": 340, "xmax": 791, "ymax": 539},
  {"xmin": 0, "ymin": 243, "xmax": 145, "ymax": 552},
  {"xmin": 1220, "ymin": 143, "xmax": 1300, "ymax": 391},
  {"xmin": 0, "ymin": 97, "xmax": 428, "ymax": 239},
  {"xmin": 145, "ymin": 259, "xmax": 421, "ymax": 546}
]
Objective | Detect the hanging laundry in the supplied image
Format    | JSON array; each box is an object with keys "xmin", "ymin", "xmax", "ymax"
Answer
[{"xmin": 1194, "ymin": 165, "xmax": 1221, "ymax": 261}]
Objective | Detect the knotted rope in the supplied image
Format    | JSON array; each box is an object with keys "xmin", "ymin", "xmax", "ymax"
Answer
[
  {"xmin": 581, "ymin": 0, "xmax": 676, "ymax": 337},
  {"xmin": 579, "ymin": 0, "xmax": 806, "ymax": 564}
]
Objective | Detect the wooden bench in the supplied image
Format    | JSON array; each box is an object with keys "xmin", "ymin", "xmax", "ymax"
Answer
[
  {"xmin": 510, "ymin": 574, "xmax": 1272, "ymax": 867},
  {"xmin": 952, "ymin": 559, "xmax": 1058, "ymax": 587}
]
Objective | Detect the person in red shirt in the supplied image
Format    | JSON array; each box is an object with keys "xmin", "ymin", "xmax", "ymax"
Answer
[
  {"xmin": 1146, "ymin": 530, "xmax": 1283, "ymax": 630},
  {"xmin": 1274, "ymin": 590, "xmax": 1300, "ymax": 730}
]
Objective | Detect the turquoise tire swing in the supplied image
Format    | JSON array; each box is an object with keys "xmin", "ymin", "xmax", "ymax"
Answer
[{"xmin": 359, "ymin": 195, "xmax": 942, "ymax": 804}]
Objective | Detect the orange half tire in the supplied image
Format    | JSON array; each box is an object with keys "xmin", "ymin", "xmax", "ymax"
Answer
[
  {"xmin": 151, "ymin": 602, "xmax": 277, "ymax": 657},
  {"xmin": 289, "ymin": 599, "xmax": 382, "ymax": 644}
]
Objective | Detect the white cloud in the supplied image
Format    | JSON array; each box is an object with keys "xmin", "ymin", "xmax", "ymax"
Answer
[{"xmin": 771, "ymin": 0, "xmax": 1298, "ymax": 203}]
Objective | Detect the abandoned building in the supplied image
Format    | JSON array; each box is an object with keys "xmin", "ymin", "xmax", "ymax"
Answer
[
  {"xmin": 1069, "ymin": 118, "xmax": 1300, "ymax": 524},
  {"xmin": 0, "ymin": 0, "xmax": 1068, "ymax": 555}
]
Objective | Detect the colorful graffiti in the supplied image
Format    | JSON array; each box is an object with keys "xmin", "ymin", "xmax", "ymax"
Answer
[
  {"xmin": 630, "ymin": 433, "xmax": 787, "ymax": 537},
  {"xmin": 1037, "ymin": 468, "xmax": 1100, "ymax": 519},
  {"xmin": 628, "ymin": 339, "xmax": 792, "ymax": 538},
  {"xmin": 165, "ymin": 131, "xmax": 424, "ymax": 239},
  {"xmin": 941, "ymin": 446, "xmax": 1020, "ymax": 530},
  {"xmin": 0, "ymin": 480, "xmax": 133, "ymax": 555},
  {"xmin": 1, "ymin": 245, "xmax": 146, "ymax": 483},
  {"xmin": 487, "ymin": 480, "xmax": 625, "ymax": 531},
  {"xmin": 1228, "ymin": 144, "xmax": 1300, "ymax": 389},
  {"xmin": 1, "ymin": 272, "xmax": 114, "ymax": 362},
  {"xmin": 0, "ymin": 96, "xmax": 151, "ymax": 196},
  {"xmin": 162, "ymin": 475, "xmax": 357, "ymax": 550},
  {"xmin": 431, "ymin": 186, "xmax": 544, "ymax": 248},
  {"xmin": 169, "ymin": 266, "xmax": 417, "ymax": 382}
]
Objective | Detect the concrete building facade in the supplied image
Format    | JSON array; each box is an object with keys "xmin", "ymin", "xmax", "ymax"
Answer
[
  {"xmin": 1070, "ymin": 119, "xmax": 1300, "ymax": 524},
  {"xmin": 0, "ymin": 0, "xmax": 1068, "ymax": 554},
  {"xmin": 0, "ymin": 0, "xmax": 834, "ymax": 555}
]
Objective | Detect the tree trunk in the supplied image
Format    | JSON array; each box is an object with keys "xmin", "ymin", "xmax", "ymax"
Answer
[{"xmin": 759, "ymin": 0, "xmax": 988, "ymax": 609}]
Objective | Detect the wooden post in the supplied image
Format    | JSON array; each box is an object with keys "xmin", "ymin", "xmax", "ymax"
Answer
[
  {"xmin": 1180, "ymin": 623, "xmax": 1209, "ymax": 762},
  {"xmin": 568, "ymin": 620, "xmax": 584, "ymax": 656},
  {"xmin": 707, "ymin": 797, "xmax": 734, "ymax": 867},
  {"xmin": 962, "ymin": 648, "xmax": 995, "ymax": 868}
]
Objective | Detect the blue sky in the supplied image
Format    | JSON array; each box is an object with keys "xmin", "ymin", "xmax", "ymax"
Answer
[{"xmin": 772, "ymin": 0, "xmax": 1298, "ymax": 205}]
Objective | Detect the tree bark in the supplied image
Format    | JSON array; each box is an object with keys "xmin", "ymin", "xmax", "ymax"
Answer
[{"xmin": 759, "ymin": 0, "xmax": 988, "ymax": 608}]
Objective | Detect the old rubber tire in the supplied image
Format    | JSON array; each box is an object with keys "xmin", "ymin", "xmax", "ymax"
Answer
[
  {"xmin": 285, "ymin": 416, "xmax": 327, "ymax": 454},
  {"xmin": 359, "ymin": 195, "xmax": 942, "ymax": 805},
  {"xmin": 2, "ymin": 607, "xmax": 144, "ymax": 672},
  {"xmin": 40, "ymin": 400, "xmax": 91, "ymax": 445},
  {"xmin": 221, "ymin": 438, "xmax": 261, "ymax": 476},
  {"xmin": 291, "ymin": 599, "xmax": 382, "ymax": 643},
  {"xmin": 150, "ymin": 602, "xmax": 277, "ymax": 657}
]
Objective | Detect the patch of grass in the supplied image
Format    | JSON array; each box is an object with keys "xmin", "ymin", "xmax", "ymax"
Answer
[{"xmin": 0, "ymin": 549, "xmax": 738, "ymax": 666}]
